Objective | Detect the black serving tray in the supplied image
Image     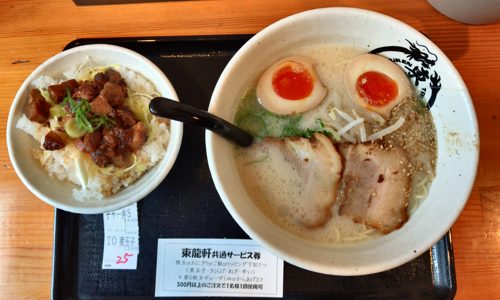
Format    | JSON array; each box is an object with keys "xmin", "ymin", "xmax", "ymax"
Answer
[{"xmin": 52, "ymin": 36, "xmax": 456, "ymax": 300}]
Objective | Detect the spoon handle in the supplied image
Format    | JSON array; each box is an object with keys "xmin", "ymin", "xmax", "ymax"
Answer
[{"xmin": 149, "ymin": 97, "xmax": 253, "ymax": 147}]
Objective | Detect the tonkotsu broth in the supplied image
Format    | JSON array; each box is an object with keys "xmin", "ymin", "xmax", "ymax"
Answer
[{"xmin": 234, "ymin": 43, "xmax": 437, "ymax": 245}]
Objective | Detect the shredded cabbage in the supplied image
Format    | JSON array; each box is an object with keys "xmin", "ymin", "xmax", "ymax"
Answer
[
  {"xmin": 40, "ymin": 150, "xmax": 51, "ymax": 165},
  {"xmin": 99, "ymin": 154, "xmax": 139, "ymax": 176},
  {"xmin": 126, "ymin": 91, "xmax": 157, "ymax": 124},
  {"xmin": 75, "ymin": 152, "xmax": 89, "ymax": 189},
  {"xmin": 67, "ymin": 56, "xmax": 121, "ymax": 81},
  {"xmin": 40, "ymin": 89, "xmax": 55, "ymax": 105},
  {"xmin": 88, "ymin": 64, "xmax": 120, "ymax": 80}
]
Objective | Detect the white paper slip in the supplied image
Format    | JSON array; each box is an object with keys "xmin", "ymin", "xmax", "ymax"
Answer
[
  {"xmin": 102, "ymin": 203, "xmax": 139, "ymax": 270},
  {"xmin": 155, "ymin": 238, "xmax": 284, "ymax": 298}
]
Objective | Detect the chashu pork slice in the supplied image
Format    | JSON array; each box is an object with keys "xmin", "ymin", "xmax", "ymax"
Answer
[
  {"xmin": 339, "ymin": 143, "xmax": 411, "ymax": 234},
  {"xmin": 277, "ymin": 133, "xmax": 342, "ymax": 228}
]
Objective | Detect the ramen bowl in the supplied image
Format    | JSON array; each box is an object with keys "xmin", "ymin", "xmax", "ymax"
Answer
[
  {"xmin": 7, "ymin": 44, "xmax": 183, "ymax": 214},
  {"xmin": 206, "ymin": 8, "xmax": 479, "ymax": 275}
]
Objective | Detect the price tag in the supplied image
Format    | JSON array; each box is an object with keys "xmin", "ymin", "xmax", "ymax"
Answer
[
  {"xmin": 102, "ymin": 203, "xmax": 139, "ymax": 270},
  {"xmin": 155, "ymin": 238, "xmax": 284, "ymax": 298}
]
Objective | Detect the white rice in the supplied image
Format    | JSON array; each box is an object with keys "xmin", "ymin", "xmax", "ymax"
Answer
[{"xmin": 16, "ymin": 64, "xmax": 169, "ymax": 201}]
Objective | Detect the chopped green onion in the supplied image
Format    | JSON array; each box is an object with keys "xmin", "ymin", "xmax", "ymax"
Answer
[
  {"xmin": 90, "ymin": 114, "xmax": 115, "ymax": 129},
  {"xmin": 62, "ymin": 88, "xmax": 115, "ymax": 134},
  {"xmin": 235, "ymin": 112, "xmax": 267, "ymax": 137},
  {"xmin": 234, "ymin": 89, "xmax": 337, "ymax": 141}
]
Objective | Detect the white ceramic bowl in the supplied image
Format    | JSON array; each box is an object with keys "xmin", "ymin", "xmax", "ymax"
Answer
[
  {"xmin": 206, "ymin": 8, "xmax": 479, "ymax": 275},
  {"xmin": 7, "ymin": 44, "xmax": 183, "ymax": 214}
]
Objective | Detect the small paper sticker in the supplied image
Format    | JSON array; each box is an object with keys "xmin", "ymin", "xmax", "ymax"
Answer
[
  {"xmin": 102, "ymin": 203, "xmax": 139, "ymax": 270},
  {"xmin": 155, "ymin": 238, "xmax": 284, "ymax": 298}
]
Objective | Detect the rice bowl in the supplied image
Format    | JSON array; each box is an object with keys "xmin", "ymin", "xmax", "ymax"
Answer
[{"xmin": 7, "ymin": 44, "xmax": 183, "ymax": 214}]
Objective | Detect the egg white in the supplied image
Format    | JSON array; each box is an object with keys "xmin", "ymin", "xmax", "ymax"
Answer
[
  {"xmin": 344, "ymin": 54, "xmax": 412, "ymax": 118},
  {"xmin": 256, "ymin": 56, "xmax": 327, "ymax": 115}
]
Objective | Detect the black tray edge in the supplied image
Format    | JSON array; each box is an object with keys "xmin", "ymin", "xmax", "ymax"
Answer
[
  {"xmin": 433, "ymin": 231, "xmax": 457, "ymax": 299},
  {"xmin": 51, "ymin": 208, "xmax": 57, "ymax": 300},
  {"xmin": 63, "ymin": 35, "xmax": 255, "ymax": 51}
]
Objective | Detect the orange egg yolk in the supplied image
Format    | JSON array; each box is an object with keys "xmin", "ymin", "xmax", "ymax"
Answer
[
  {"xmin": 272, "ymin": 64, "xmax": 314, "ymax": 100},
  {"xmin": 356, "ymin": 71, "xmax": 398, "ymax": 106}
]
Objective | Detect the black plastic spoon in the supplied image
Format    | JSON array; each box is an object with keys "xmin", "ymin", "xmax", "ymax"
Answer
[{"xmin": 149, "ymin": 97, "xmax": 253, "ymax": 147}]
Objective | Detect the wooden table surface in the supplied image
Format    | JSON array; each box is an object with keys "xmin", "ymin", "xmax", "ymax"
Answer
[{"xmin": 0, "ymin": 0, "xmax": 498, "ymax": 299}]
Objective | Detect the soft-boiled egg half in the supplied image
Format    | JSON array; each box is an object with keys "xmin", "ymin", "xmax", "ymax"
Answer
[
  {"xmin": 256, "ymin": 56, "xmax": 327, "ymax": 115},
  {"xmin": 344, "ymin": 54, "xmax": 412, "ymax": 118}
]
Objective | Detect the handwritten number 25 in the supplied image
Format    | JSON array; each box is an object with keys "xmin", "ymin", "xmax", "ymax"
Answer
[{"xmin": 116, "ymin": 252, "xmax": 133, "ymax": 264}]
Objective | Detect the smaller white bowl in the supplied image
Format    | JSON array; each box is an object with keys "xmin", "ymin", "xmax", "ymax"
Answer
[{"xmin": 7, "ymin": 44, "xmax": 183, "ymax": 214}]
